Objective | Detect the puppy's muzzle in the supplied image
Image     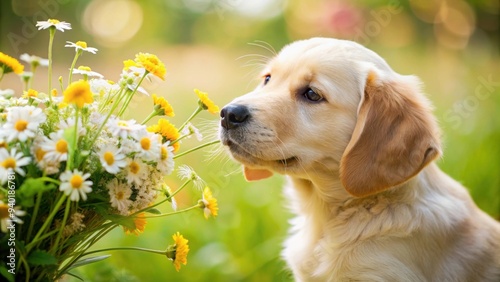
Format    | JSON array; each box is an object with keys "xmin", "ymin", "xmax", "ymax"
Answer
[{"xmin": 220, "ymin": 104, "xmax": 250, "ymax": 129}]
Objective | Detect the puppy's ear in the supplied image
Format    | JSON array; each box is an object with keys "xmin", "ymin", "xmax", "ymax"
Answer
[
  {"xmin": 340, "ymin": 70, "xmax": 441, "ymax": 197},
  {"xmin": 243, "ymin": 166, "xmax": 273, "ymax": 181}
]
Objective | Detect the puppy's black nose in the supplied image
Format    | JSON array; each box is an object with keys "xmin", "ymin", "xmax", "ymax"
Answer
[{"xmin": 220, "ymin": 104, "xmax": 250, "ymax": 129}]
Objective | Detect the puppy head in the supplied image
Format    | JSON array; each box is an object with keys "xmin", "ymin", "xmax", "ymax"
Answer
[{"xmin": 219, "ymin": 38, "xmax": 441, "ymax": 197}]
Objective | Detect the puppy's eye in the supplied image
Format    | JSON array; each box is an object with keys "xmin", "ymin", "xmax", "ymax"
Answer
[
  {"xmin": 263, "ymin": 74, "xmax": 271, "ymax": 85},
  {"xmin": 303, "ymin": 88, "xmax": 322, "ymax": 102}
]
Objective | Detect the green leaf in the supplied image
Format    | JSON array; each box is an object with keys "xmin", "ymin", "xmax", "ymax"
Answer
[
  {"xmin": 66, "ymin": 255, "xmax": 111, "ymax": 271},
  {"xmin": 17, "ymin": 179, "xmax": 56, "ymax": 207},
  {"xmin": 27, "ymin": 250, "xmax": 57, "ymax": 266},
  {"xmin": 63, "ymin": 126, "xmax": 76, "ymax": 153},
  {"xmin": 65, "ymin": 272, "xmax": 84, "ymax": 281},
  {"xmin": 0, "ymin": 264, "xmax": 14, "ymax": 282},
  {"xmin": 145, "ymin": 208, "xmax": 161, "ymax": 215}
]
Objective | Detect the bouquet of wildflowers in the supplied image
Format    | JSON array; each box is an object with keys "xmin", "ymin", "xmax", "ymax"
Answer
[{"xmin": 0, "ymin": 19, "xmax": 220, "ymax": 281}]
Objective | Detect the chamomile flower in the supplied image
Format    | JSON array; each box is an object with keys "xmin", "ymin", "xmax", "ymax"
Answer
[
  {"xmin": 98, "ymin": 145, "xmax": 126, "ymax": 174},
  {"xmin": 119, "ymin": 70, "xmax": 149, "ymax": 95},
  {"xmin": 0, "ymin": 89, "xmax": 14, "ymax": 98},
  {"xmin": 0, "ymin": 52, "xmax": 24, "ymax": 75},
  {"xmin": 167, "ymin": 232, "xmax": 189, "ymax": 271},
  {"xmin": 0, "ymin": 148, "xmax": 31, "ymax": 183},
  {"xmin": 36, "ymin": 19, "xmax": 72, "ymax": 32},
  {"xmin": 107, "ymin": 179, "xmax": 132, "ymax": 215},
  {"xmin": 2, "ymin": 106, "xmax": 46, "ymax": 142},
  {"xmin": 41, "ymin": 131, "xmax": 68, "ymax": 163},
  {"xmin": 123, "ymin": 213, "xmax": 147, "ymax": 236},
  {"xmin": 32, "ymin": 138, "xmax": 60, "ymax": 175},
  {"xmin": 59, "ymin": 169, "xmax": 93, "ymax": 202},
  {"xmin": 181, "ymin": 123, "xmax": 203, "ymax": 141},
  {"xmin": 107, "ymin": 117, "xmax": 146, "ymax": 140},
  {"xmin": 72, "ymin": 66, "xmax": 103, "ymax": 78},
  {"xmin": 125, "ymin": 157, "xmax": 147, "ymax": 185},
  {"xmin": 134, "ymin": 53, "xmax": 166, "ymax": 80},
  {"xmin": 20, "ymin": 53, "xmax": 49, "ymax": 67},
  {"xmin": 65, "ymin": 41, "xmax": 98, "ymax": 54},
  {"xmin": 137, "ymin": 132, "xmax": 161, "ymax": 161},
  {"xmin": 63, "ymin": 80, "xmax": 93, "ymax": 108},
  {"xmin": 194, "ymin": 89, "xmax": 219, "ymax": 114},
  {"xmin": 157, "ymin": 142, "xmax": 175, "ymax": 175},
  {"xmin": 0, "ymin": 200, "xmax": 26, "ymax": 233},
  {"xmin": 199, "ymin": 187, "xmax": 218, "ymax": 219},
  {"xmin": 178, "ymin": 165, "xmax": 205, "ymax": 189}
]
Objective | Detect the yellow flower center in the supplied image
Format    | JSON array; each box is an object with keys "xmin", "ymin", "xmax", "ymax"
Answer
[
  {"xmin": 0, "ymin": 204, "xmax": 9, "ymax": 219},
  {"xmin": 118, "ymin": 121, "xmax": 128, "ymax": 127},
  {"xmin": 56, "ymin": 139, "xmax": 68, "ymax": 154},
  {"xmin": 103, "ymin": 152, "xmax": 115, "ymax": 165},
  {"xmin": 116, "ymin": 191, "xmax": 124, "ymax": 200},
  {"xmin": 0, "ymin": 142, "xmax": 7, "ymax": 149},
  {"xmin": 140, "ymin": 137, "xmax": 151, "ymax": 151},
  {"xmin": 2, "ymin": 157, "xmax": 16, "ymax": 169},
  {"xmin": 51, "ymin": 89, "xmax": 58, "ymax": 96},
  {"xmin": 35, "ymin": 148, "xmax": 46, "ymax": 161},
  {"xmin": 15, "ymin": 120, "xmax": 28, "ymax": 132},
  {"xmin": 70, "ymin": 175, "xmax": 83, "ymax": 188},
  {"xmin": 25, "ymin": 89, "xmax": 38, "ymax": 97},
  {"xmin": 48, "ymin": 19, "xmax": 60, "ymax": 24},
  {"xmin": 161, "ymin": 146, "xmax": 168, "ymax": 160},
  {"xmin": 76, "ymin": 41, "xmax": 88, "ymax": 48},
  {"xmin": 129, "ymin": 162, "xmax": 140, "ymax": 174},
  {"xmin": 78, "ymin": 66, "xmax": 91, "ymax": 71}
]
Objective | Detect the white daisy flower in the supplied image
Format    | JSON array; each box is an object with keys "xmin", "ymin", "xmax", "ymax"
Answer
[
  {"xmin": 65, "ymin": 41, "xmax": 98, "ymax": 54},
  {"xmin": 157, "ymin": 142, "xmax": 174, "ymax": 175},
  {"xmin": 32, "ymin": 138, "xmax": 60, "ymax": 175},
  {"xmin": 0, "ymin": 200, "xmax": 26, "ymax": 233},
  {"xmin": 0, "ymin": 89, "xmax": 14, "ymax": 98},
  {"xmin": 181, "ymin": 123, "xmax": 203, "ymax": 141},
  {"xmin": 107, "ymin": 179, "xmax": 132, "ymax": 215},
  {"xmin": 106, "ymin": 117, "xmax": 145, "ymax": 140},
  {"xmin": 2, "ymin": 106, "xmax": 46, "ymax": 142},
  {"xmin": 0, "ymin": 148, "xmax": 31, "ymax": 184},
  {"xmin": 98, "ymin": 145, "xmax": 126, "ymax": 174},
  {"xmin": 178, "ymin": 165, "xmax": 205, "ymax": 189},
  {"xmin": 59, "ymin": 169, "xmax": 93, "ymax": 202},
  {"xmin": 20, "ymin": 53, "xmax": 49, "ymax": 67},
  {"xmin": 89, "ymin": 79, "xmax": 119, "ymax": 97},
  {"xmin": 41, "ymin": 131, "xmax": 68, "ymax": 163},
  {"xmin": 72, "ymin": 66, "xmax": 103, "ymax": 78},
  {"xmin": 136, "ymin": 132, "xmax": 161, "ymax": 161},
  {"xmin": 36, "ymin": 19, "xmax": 71, "ymax": 32},
  {"xmin": 124, "ymin": 157, "xmax": 147, "ymax": 186}
]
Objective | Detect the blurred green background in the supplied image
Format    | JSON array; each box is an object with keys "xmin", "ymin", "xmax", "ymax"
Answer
[{"xmin": 1, "ymin": 0, "xmax": 499, "ymax": 281}]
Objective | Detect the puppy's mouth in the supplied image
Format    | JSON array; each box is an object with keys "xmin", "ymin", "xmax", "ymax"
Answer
[{"xmin": 223, "ymin": 139, "xmax": 299, "ymax": 169}]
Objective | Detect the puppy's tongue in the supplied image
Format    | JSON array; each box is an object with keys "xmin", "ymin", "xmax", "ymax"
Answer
[{"xmin": 243, "ymin": 166, "xmax": 273, "ymax": 181}]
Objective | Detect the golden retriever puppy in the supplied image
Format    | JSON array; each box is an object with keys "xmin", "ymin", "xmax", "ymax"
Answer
[{"xmin": 219, "ymin": 38, "xmax": 500, "ymax": 281}]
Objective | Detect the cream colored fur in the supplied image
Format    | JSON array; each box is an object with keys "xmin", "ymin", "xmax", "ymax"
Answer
[{"xmin": 219, "ymin": 38, "xmax": 500, "ymax": 281}]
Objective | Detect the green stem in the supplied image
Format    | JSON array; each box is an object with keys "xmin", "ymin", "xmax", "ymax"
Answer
[
  {"xmin": 27, "ymin": 194, "xmax": 67, "ymax": 252},
  {"xmin": 29, "ymin": 64, "xmax": 37, "ymax": 90},
  {"xmin": 178, "ymin": 106, "xmax": 202, "ymax": 132},
  {"xmin": 173, "ymin": 140, "xmax": 220, "ymax": 159},
  {"xmin": 133, "ymin": 178, "xmax": 191, "ymax": 216},
  {"xmin": 118, "ymin": 72, "xmax": 148, "ymax": 117},
  {"xmin": 141, "ymin": 110, "xmax": 159, "ymax": 125},
  {"xmin": 144, "ymin": 204, "xmax": 199, "ymax": 218},
  {"xmin": 66, "ymin": 107, "xmax": 79, "ymax": 170},
  {"xmin": 68, "ymin": 50, "xmax": 82, "ymax": 86},
  {"xmin": 0, "ymin": 68, "xmax": 5, "ymax": 82},
  {"xmin": 53, "ymin": 198, "xmax": 71, "ymax": 255},
  {"xmin": 26, "ymin": 191, "xmax": 42, "ymax": 241},
  {"xmin": 82, "ymin": 246, "xmax": 166, "ymax": 258},
  {"xmin": 47, "ymin": 27, "xmax": 55, "ymax": 104}
]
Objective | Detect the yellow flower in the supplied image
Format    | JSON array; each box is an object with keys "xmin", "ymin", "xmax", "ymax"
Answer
[
  {"xmin": 134, "ymin": 53, "xmax": 166, "ymax": 80},
  {"xmin": 152, "ymin": 94, "xmax": 174, "ymax": 117},
  {"xmin": 23, "ymin": 89, "xmax": 38, "ymax": 98},
  {"xmin": 167, "ymin": 232, "xmax": 189, "ymax": 272},
  {"xmin": 194, "ymin": 89, "xmax": 219, "ymax": 114},
  {"xmin": 200, "ymin": 187, "xmax": 218, "ymax": 219},
  {"xmin": 63, "ymin": 80, "xmax": 93, "ymax": 108},
  {"xmin": 123, "ymin": 59, "xmax": 137, "ymax": 71},
  {"xmin": 147, "ymin": 119, "xmax": 180, "ymax": 150},
  {"xmin": 123, "ymin": 213, "xmax": 147, "ymax": 236},
  {"xmin": 51, "ymin": 89, "xmax": 58, "ymax": 96},
  {"xmin": 0, "ymin": 52, "xmax": 24, "ymax": 74}
]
